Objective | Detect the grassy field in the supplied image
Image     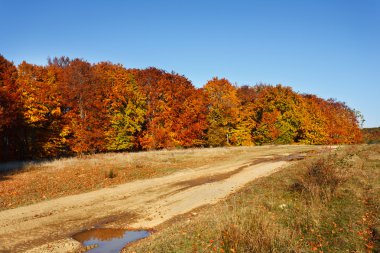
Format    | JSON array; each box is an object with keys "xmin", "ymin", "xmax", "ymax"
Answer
[{"xmin": 124, "ymin": 145, "xmax": 380, "ymax": 253}]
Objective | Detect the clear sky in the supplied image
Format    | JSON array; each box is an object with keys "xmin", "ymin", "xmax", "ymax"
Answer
[{"xmin": 1, "ymin": 0, "xmax": 379, "ymax": 127}]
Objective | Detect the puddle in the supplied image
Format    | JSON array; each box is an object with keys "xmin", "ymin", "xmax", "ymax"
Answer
[
  {"xmin": 73, "ymin": 228, "xmax": 150, "ymax": 253},
  {"xmin": 285, "ymin": 154, "xmax": 305, "ymax": 161}
]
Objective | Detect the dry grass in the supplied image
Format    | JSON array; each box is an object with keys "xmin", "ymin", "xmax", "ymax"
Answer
[
  {"xmin": 0, "ymin": 147, "xmax": 236, "ymax": 210},
  {"xmin": 291, "ymin": 146, "xmax": 362, "ymax": 203},
  {"xmin": 0, "ymin": 145, "xmax": 317, "ymax": 210},
  {"xmin": 124, "ymin": 144, "xmax": 380, "ymax": 253}
]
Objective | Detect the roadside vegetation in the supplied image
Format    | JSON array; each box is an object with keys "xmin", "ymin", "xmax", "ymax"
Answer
[{"xmin": 125, "ymin": 144, "xmax": 380, "ymax": 253}]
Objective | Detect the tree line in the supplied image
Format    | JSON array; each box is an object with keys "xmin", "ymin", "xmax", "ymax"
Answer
[
  {"xmin": 362, "ymin": 127, "xmax": 380, "ymax": 144},
  {"xmin": 0, "ymin": 55, "xmax": 363, "ymax": 161}
]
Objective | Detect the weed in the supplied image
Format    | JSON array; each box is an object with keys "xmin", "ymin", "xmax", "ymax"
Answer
[{"xmin": 106, "ymin": 169, "xmax": 117, "ymax": 179}]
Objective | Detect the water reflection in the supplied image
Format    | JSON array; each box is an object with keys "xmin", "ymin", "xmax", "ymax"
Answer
[{"xmin": 73, "ymin": 228, "xmax": 150, "ymax": 253}]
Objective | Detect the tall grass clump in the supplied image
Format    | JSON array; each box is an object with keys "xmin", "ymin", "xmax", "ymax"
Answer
[{"xmin": 219, "ymin": 206, "xmax": 295, "ymax": 253}]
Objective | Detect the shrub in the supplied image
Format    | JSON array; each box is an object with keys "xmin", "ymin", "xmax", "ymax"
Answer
[{"xmin": 291, "ymin": 149, "xmax": 357, "ymax": 203}]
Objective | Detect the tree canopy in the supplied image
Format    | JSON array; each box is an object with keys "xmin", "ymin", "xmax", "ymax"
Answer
[{"xmin": 0, "ymin": 55, "xmax": 363, "ymax": 161}]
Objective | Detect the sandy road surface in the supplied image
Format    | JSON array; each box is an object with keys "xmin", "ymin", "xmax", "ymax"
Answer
[{"xmin": 0, "ymin": 145, "xmax": 328, "ymax": 252}]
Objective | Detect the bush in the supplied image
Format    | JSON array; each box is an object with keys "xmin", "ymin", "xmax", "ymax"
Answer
[{"xmin": 291, "ymin": 151, "xmax": 354, "ymax": 202}]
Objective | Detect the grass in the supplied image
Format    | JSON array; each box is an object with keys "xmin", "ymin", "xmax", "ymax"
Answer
[
  {"xmin": 0, "ymin": 145, "xmax": 317, "ymax": 210},
  {"xmin": 124, "ymin": 144, "xmax": 380, "ymax": 253}
]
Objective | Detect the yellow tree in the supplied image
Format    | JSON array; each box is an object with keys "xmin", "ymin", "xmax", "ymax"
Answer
[
  {"xmin": 204, "ymin": 78, "xmax": 240, "ymax": 146},
  {"xmin": 93, "ymin": 62, "xmax": 146, "ymax": 151},
  {"xmin": 232, "ymin": 85, "xmax": 257, "ymax": 146},
  {"xmin": 250, "ymin": 85, "xmax": 305, "ymax": 144}
]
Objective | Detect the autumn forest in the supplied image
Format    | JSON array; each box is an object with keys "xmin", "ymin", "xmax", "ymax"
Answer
[{"xmin": 0, "ymin": 55, "xmax": 363, "ymax": 162}]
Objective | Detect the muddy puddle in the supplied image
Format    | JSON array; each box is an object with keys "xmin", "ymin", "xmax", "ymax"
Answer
[
  {"xmin": 73, "ymin": 228, "xmax": 150, "ymax": 253},
  {"xmin": 284, "ymin": 154, "xmax": 306, "ymax": 161}
]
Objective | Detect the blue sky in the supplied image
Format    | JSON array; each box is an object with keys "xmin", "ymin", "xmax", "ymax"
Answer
[{"xmin": 1, "ymin": 0, "xmax": 379, "ymax": 127}]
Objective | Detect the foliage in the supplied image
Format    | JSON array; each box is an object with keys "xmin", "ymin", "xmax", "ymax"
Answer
[
  {"xmin": 17, "ymin": 62, "xmax": 66, "ymax": 157},
  {"xmin": 243, "ymin": 84, "xmax": 305, "ymax": 144},
  {"xmin": 204, "ymin": 78, "xmax": 240, "ymax": 146},
  {"xmin": 0, "ymin": 54, "xmax": 364, "ymax": 161},
  {"xmin": 362, "ymin": 127, "xmax": 380, "ymax": 144},
  {"xmin": 93, "ymin": 62, "xmax": 146, "ymax": 151},
  {"xmin": 0, "ymin": 55, "xmax": 24, "ymax": 161},
  {"xmin": 132, "ymin": 68, "xmax": 207, "ymax": 149}
]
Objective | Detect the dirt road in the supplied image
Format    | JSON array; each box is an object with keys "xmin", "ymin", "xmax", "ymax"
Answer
[{"xmin": 0, "ymin": 145, "xmax": 328, "ymax": 252}]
